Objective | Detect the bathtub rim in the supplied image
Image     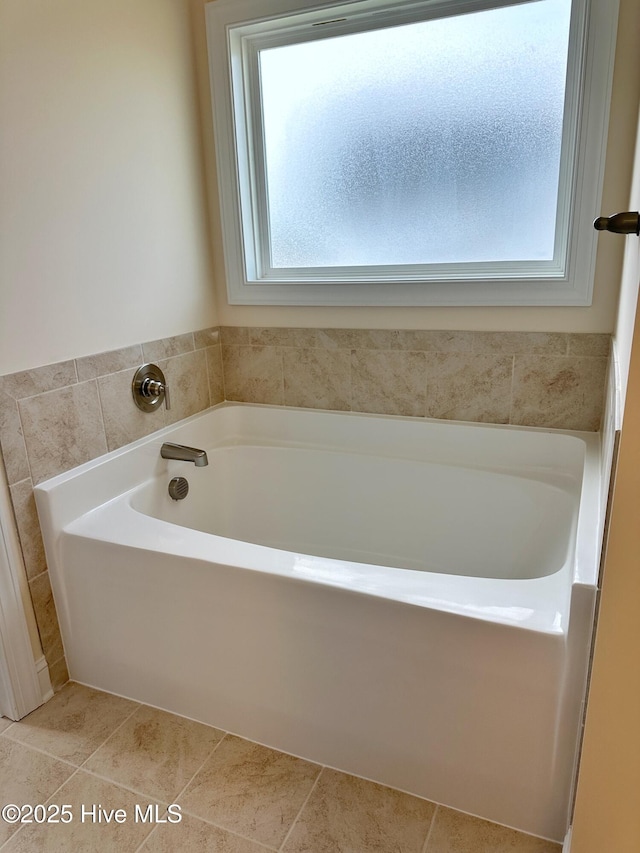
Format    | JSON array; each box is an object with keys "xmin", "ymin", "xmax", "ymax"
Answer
[{"xmin": 35, "ymin": 403, "xmax": 602, "ymax": 636}]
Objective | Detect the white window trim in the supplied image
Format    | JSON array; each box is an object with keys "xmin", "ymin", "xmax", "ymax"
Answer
[{"xmin": 205, "ymin": 0, "xmax": 619, "ymax": 307}]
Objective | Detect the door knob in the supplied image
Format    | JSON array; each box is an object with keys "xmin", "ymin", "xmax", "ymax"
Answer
[{"xmin": 593, "ymin": 211, "xmax": 640, "ymax": 235}]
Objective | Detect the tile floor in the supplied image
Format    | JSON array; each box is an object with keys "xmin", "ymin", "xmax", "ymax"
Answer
[{"xmin": 0, "ymin": 683, "xmax": 562, "ymax": 852}]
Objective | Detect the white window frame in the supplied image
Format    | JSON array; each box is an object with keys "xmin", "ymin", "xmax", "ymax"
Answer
[{"xmin": 205, "ymin": 0, "xmax": 619, "ymax": 307}]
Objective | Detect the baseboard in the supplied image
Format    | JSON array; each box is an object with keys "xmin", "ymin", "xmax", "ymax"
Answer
[{"xmin": 36, "ymin": 655, "xmax": 53, "ymax": 703}]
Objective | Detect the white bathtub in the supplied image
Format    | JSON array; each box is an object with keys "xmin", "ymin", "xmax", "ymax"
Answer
[{"xmin": 35, "ymin": 403, "xmax": 601, "ymax": 842}]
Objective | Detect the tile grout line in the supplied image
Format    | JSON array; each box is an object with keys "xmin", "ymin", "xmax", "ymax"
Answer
[
  {"xmin": 166, "ymin": 731, "xmax": 229, "ymax": 806},
  {"xmin": 277, "ymin": 765, "xmax": 325, "ymax": 852},
  {"xmin": 203, "ymin": 344, "xmax": 213, "ymax": 409},
  {"xmin": 14, "ymin": 400, "xmax": 35, "ymax": 488},
  {"xmin": 0, "ymin": 732, "xmax": 86, "ymax": 772},
  {"xmin": 133, "ymin": 823, "xmax": 158, "ymax": 853},
  {"xmin": 160, "ymin": 730, "xmax": 282, "ymax": 850},
  {"xmin": 93, "ymin": 376, "xmax": 111, "ymax": 455},
  {"xmin": 421, "ymin": 803, "xmax": 439, "ymax": 853},
  {"xmin": 70, "ymin": 765, "xmax": 177, "ymax": 808},
  {"xmin": 75, "ymin": 700, "xmax": 144, "ymax": 771},
  {"xmin": 219, "ymin": 342, "xmax": 228, "ymax": 403},
  {"xmin": 176, "ymin": 805, "xmax": 280, "ymax": 851},
  {"xmin": 507, "ymin": 352, "xmax": 517, "ymax": 425}
]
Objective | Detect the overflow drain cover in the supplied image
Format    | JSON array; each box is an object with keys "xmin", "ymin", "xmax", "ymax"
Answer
[{"xmin": 168, "ymin": 477, "xmax": 189, "ymax": 501}]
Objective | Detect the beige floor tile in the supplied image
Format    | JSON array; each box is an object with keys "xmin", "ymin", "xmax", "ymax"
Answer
[
  {"xmin": 1, "ymin": 770, "xmax": 159, "ymax": 852},
  {"xmin": 425, "ymin": 807, "xmax": 562, "ymax": 852},
  {"xmin": 282, "ymin": 768, "xmax": 435, "ymax": 853},
  {"xmin": 84, "ymin": 705, "xmax": 224, "ymax": 802},
  {"xmin": 5, "ymin": 682, "xmax": 138, "ymax": 765},
  {"xmin": 179, "ymin": 735, "xmax": 320, "ymax": 848},
  {"xmin": 0, "ymin": 716, "xmax": 14, "ymax": 733},
  {"xmin": 140, "ymin": 812, "xmax": 273, "ymax": 852},
  {"xmin": 0, "ymin": 739, "xmax": 74, "ymax": 846}
]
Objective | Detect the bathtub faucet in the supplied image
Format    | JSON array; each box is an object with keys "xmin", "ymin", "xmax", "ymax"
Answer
[{"xmin": 160, "ymin": 442, "xmax": 208, "ymax": 467}]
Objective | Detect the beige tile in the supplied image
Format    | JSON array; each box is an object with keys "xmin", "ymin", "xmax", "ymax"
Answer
[
  {"xmin": 351, "ymin": 349, "xmax": 426, "ymax": 416},
  {"xmin": 248, "ymin": 327, "xmax": 319, "ymax": 348},
  {"xmin": 425, "ymin": 353, "xmax": 513, "ymax": 424},
  {"xmin": 511, "ymin": 355, "xmax": 608, "ymax": 431},
  {"xmin": 48, "ymin": 656, "xmax": 70, "ymax": 692},
  {"xmin": 392, "ymin": 330, "xmax": 476, "ymax": 353},
  {"xmin": 220, "ymin": 327, "xmax": 250, "ymax": 346},
  {"xmin": 206, "ymin": 346, "xmax": 224, "ymax": 405},
  {"xmin": 19, "ymin": 381, "xmax": 108, "ymax": 483},
  {"xmin": 97, "ymin": 367, "xmax": 166, "ymax": 451},
  {"xmin": 142, "ymin": 333, "xmax": 194, "ymax": 362},
  {"xmin": 283, "ymin": 348, "xmax": 351, "ymax": 410},
  {"xmin": 283, "ymin": 768, "xmax": 435, "ymax": 853},
  {"xmin": 0, "ymin": 391, "xmax": 30, "ymax": 484},
  {"xmin": 222, "ymin": 346, "xmax": 284, "ymax": 405},
  {"xmin": 1, "ymin": 770, "xmax": 160, "ymax": 852},
  {"xmin": 76, "ymin": 345, "xmax": 143, "ymax": 382},
  {"xmin": 9, "ymin": 479, "xmax": 47, "ymax": 580},
  {"xmin": 425, "ymin": 807, "xmax": 561, "ymax": 852},
  {"xmin": 317, "ymin": 328, "xmax": 399, "ymax": 350},
  {"xmin": 0, "ymin": 739, "xmax": 74, "ymax": 846},
  {"xmin": 6, "ymin": 682, "xmax": 138, "ymax": 765},
  {"xmin": 141, "ymin": 813, "xmax": 271, "ymax": 852},
  {"xmin": 567, "ymin": 333, "xmax": 611, "ymax": 357},
  {"xmin": 316, "ymin": 328, "xmax": 360, "ymax": 350},
  {"xmin": 194, "ymin": 327, "xmax": 221, "ymax": 349},
  {"xmin": 0, "ymin": 716, "xmax": 14, "ymax": 733},
  {"xmin": 179, "ymin": 735, "xmax": 320, "ymax": 848},
  {"xmin": 0, "ymin": 361, "xmax": 77, "ymax": 400},
  {"xmin": 163, "ymin": 350, "xmax": 210, "ymax": 426},
  {"xmin": 472, "ymin": 332, "xmax": 568, "ymax": 355},
  {"xmin": 356, "ymin": 329, "xmax": 405, "ymax": 350},
  {"xmin": 28, "ymin": 572, "xmax": 63, "ymax": 665},
  {"xmin": 85, "ymin": 705, "xmax": 224, "ymax": 802}
]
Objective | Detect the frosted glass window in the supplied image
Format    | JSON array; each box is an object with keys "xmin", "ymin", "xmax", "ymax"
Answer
[
  {"xmin": 206, "ymin": 0, "xmax": 618, "ymax": 305},
  {"xmin": 260, "ymin": 0, "xmax": 571, "ymax": 269}
]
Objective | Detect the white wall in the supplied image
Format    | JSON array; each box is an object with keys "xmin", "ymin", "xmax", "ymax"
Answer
[
  {"xmin": 0, "ymin": 0, "xmax": 218, "ymax": 375},
  {"xmin": 196, "ymin": 0, "xmax": 640, "ymax": 333}
]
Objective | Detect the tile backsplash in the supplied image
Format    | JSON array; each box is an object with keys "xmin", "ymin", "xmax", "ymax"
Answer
[
  {"xmin": 0, "ymin": 326, "xmax": 610, "ymax": 692},
  {"xmin": 221, "ymin": 327, "xmax": 610, "ymax": 430}
]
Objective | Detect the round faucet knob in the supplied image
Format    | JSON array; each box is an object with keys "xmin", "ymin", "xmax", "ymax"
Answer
[{"xmin": 132, "ymin": 364, "xmax": 171, "ymax": 412}]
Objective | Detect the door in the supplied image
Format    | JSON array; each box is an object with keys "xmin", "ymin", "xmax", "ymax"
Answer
[{"xmin": 569, "ymin": 107, "xmax": 640, "ymax": 851}]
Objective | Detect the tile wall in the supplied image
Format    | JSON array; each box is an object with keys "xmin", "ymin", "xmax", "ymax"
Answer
[
  {"xmin": 221, "ymin": 327, "xmax": 610, "ymax": 429},
  {"xmin": 0, "ymin": 325, "xmax": 610, "ymax": 691}
]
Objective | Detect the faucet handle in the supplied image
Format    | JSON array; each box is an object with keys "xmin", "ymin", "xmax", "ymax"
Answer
[
  {"xmin": 132, "ymin": 364, "xmax": 171, "ymax": 412},
  {"xmin": 142, "ymin": 378, "xmax": 171, "ymax": 411}
]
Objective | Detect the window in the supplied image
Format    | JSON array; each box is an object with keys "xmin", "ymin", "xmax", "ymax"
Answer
[{"xmin": 205, "ymin": 0, "xmax": 619, "ymax": 306}]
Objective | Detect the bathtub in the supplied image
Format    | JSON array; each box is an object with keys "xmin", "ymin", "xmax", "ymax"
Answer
[{"xmin": 35, "ymin": 403, "xmax": 601, "ymax": 842}]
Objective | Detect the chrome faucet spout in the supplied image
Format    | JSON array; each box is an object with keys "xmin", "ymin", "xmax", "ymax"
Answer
[{"xmin": 160, "ymin": 442, "xmax": 208, "ymax": 467}]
